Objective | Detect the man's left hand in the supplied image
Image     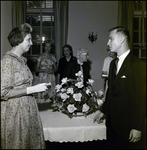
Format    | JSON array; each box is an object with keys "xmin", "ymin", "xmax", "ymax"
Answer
[{"xmin": 129, "ymin": 129, "xmax": 141, "ymax": 143}]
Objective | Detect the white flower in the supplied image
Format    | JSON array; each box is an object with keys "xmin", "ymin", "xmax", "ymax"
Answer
[
  {"xmin": 67, "ymin": 88, "xmax": 74, "ymax": 94},
  {"xmin": 73, "ymin": 93, "xmax": 82, "ymax": 101},
  {"xmin": 75, "ymin": 81, "xmax": 84, "ymax": 88},
  {"xmin": 61, "ymin": 77, "xmax": 69, "ymax": 85},
  {"xmin": 75, "ymin": 71, "xmax": 83, "ymax": 77},
  {"xmin": 97, "ymin": 99, "xmax": 103, "ymax": 106},
  {"xmin": 67, "ymin": 104, "xmax": 77, "ymax": 113},
  {"xmin": 60, "ymin": 93, "xmax": 69, "ymax": 102},
  {"xmin": 55, "ymin": 84, "xmax": 62, "ymax": 92},
  {"xmin": 82, "ymin": 103, "xmax": 90, "ymax": 112},
  {"xmin": 87, "ymin": 79, "xmax": 94, "ymax": 85},
  {"xmin": 61, "ymin": 88, "xmax": 66, "ymax": 92},
  {"xmin": 95, "ymin": 91, "xmax": 98, "ymax": 96},
  {"xmin": 98, "ymin": 89, "xmax": 104, "ymax": 97},
  {"xmin": 86, "ymin": 88, "xmax": 91, "ymax": 95}
]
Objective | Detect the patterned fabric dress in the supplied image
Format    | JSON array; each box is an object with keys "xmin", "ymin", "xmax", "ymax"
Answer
[
  {"xmin": 1, "ymin": 51, "xmax": 45, "ymax": 149},
  {"xmin": 37, "ymin": 53, "xmax": 57, "ymax": 102},
  {"xmin": 101, "ymin": 56, "xmax": 113, "ymax": 97}
]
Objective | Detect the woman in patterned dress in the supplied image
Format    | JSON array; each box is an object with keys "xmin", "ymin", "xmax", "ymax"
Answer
[
  {"xmin": 1, "ymin": 23, "xmax": 48, "ymax": 149},
  {"xmin": 36, "ymin": 42, "xmax": 57, "ymax": 102}
]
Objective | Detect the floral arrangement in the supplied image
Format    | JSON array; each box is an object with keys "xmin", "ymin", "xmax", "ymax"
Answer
[{"xmin": 53, "ymin": 71, "xmax": 104, "ymax": 118}]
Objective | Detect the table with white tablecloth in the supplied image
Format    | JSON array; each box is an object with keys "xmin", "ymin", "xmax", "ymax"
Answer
[{"xmin": 39, "ymin": 104, "xmax": 106, "ymax": 143}]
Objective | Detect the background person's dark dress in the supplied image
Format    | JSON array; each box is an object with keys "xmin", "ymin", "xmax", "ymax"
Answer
[
  {"xmin": 63, "ymin": 58, "xmax": 91, "ymax": 86},
  {"xmin": 58, "ymin": 56, "xmax": 77, "ymax": 83}
]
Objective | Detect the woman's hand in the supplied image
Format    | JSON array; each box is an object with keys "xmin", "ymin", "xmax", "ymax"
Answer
[{"xmin": 26, "ymin": 83, "xmax": 49, "ymax": 94}]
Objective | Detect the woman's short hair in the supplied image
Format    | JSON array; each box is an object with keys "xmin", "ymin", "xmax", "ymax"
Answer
[
  {"xmin": 62, "ymin": 44, "xmax": 73, "ymax": 57},
  {"xmin": 7, "ymin": 23, "xmax": 32, "ymax": 47},
  {"xmin": 77, "ymin": 48, "xmax": 89, "ymax": 58}
]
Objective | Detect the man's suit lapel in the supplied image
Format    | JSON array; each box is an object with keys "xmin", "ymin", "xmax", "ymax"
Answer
[{"xmin": 113, "ymin": 52, "xmax": 132, "ymax": 86}]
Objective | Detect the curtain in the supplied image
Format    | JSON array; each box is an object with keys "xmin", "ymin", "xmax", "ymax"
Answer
[
  {"xmin": 141, "ymin": 1, "xmax": 146, "ymax": 50},
  {"xmin": 53, "ymin": 1, "xmax": 69, "ymax": 61},
  {"xmin": 12, "ymin": 1, "xmax": 26, "ymax": 28},
  {"xmin": 117, "ymin": 1, "xmax": 134, "ymax": 50}
]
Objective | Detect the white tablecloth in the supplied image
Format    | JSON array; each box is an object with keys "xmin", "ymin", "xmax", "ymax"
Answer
[{"xmin": 39, "ymin": 106, "xmax": 106, "ymax": 143}]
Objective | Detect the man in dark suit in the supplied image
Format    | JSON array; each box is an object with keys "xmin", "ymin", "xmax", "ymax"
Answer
[{"xmin": 93, "ymin": 26, "xmax": 146, "ymax": 149}]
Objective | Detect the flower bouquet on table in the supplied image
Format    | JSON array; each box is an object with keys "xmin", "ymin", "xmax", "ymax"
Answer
[{"xmin": 53, "ymin": 71, "xmax": 104, "ymax": 118}]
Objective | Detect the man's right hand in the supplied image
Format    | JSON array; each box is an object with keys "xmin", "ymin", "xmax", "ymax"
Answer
[{"xmin": 93, "ymin": 111, "xmax": 105, "ymax": 124}]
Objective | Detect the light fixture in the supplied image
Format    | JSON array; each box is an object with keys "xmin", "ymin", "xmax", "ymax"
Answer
[
  {"xmin": 42, "ymin": 36, "xmax": 45, "ymax": 43},
  {"xmin": 88, "ymin": 31, "xmax": 98, "ymax": 43}
]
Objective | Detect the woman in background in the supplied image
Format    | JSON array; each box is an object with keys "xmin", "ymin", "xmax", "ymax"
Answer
[
  {"xmin": 57, "ymin": 44, "xmax": 77, "ymax": 83},
  {"xmin": 1, "ymin": 23, "xmax": 47, "ymax": 149},
  {"xmin": 36, "ymin": 41, "xmax": 57, "ymax": 102},
  {"xmin": 63, "ymin": 48, "xmax": 91, "ymax": 86},
  {"xmin": 101, "ymin": 48, "xmax": 117, "ymax": 97}
]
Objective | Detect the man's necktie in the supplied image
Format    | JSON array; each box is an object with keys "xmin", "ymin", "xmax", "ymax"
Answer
[{"xmin": 114, "ymin": 58, "xmax": 119, "ymax": 78}]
